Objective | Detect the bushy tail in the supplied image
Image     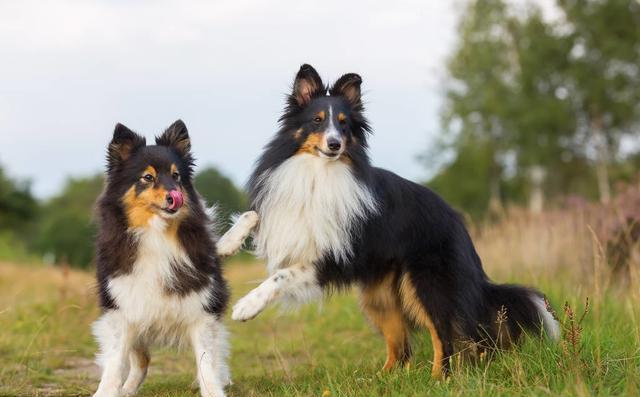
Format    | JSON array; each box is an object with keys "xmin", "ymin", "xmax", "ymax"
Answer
[{"xmin": 483, "ymin": 283, "xmax": 560, "ymax": 344}]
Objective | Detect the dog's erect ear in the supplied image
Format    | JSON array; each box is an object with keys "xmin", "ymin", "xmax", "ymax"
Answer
[
  {"xmin": 108, "ymin": 123, "xmax": 146, "ymax": 171},
  {"xmin": 292, "ymin": 64, "xmax": 324, "ymax": 107},
  {"xmin": 156, "ymin": 119, "xmax": 191, "ymax": 157},
  {"xmin": 330, "ymin": 73, "xmax": 363, "ymax": 106}
]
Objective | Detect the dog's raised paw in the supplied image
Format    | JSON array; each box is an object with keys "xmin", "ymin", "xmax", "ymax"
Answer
[
  {"xmin": 231, "ymin": 289, "xmax": 268, "ymax": 321},
  {"xmin": 237, "ymin": 211, "xmax": 259, "ymax": 230}
]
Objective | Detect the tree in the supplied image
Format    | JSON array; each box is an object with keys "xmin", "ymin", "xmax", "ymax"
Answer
[
  {"xmin": 556, "ymin": 0, "xmax": 640, "ymax": 202},
  {"xmin": 34, "ymin": 175, "xmax": 104, "ymax": 268},
  {"xmin": 506, "ymin": 9, "xmax": 577, "ymax": 211},
  {"xmin": 0, "ymin": 164, "xmax": 39, "ymax": 261},
  {"xmin": 194, "ymin": 167, "xmax": 247, "ymax": 225},
  {"xmin": 432, "ymin": 0, "xmax": 640, "ymax": 217},
  {"xmin": 0, "ymin": 164, "xmax": 38, "ymax": 234},
  {"xmin": 440, "ymin": 0, "xmax": 518, "ymax": 215}
]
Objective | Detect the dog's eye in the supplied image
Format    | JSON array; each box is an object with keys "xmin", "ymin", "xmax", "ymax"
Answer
[
  {"xmin": 172, "ymin": 172, "xmax": 181, "ymax": 182},
  {"xmin": 313, "ymin": 116, "xmax": 323, "ymax": 123},
  {"xmin": 141, "ymin": 174, "xmax": 154, "ymax": 183}
]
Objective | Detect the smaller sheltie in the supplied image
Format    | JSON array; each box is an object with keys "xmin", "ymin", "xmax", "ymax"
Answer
[
  {"xmin": 93, "ymin": 120, "xmax": 257, "ymax": 397},
  {"xmin": 232, "ymin": 64, "xmax": 560, "ymax": 378}
]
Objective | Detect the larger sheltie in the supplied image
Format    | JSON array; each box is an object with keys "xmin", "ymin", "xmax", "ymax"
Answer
[
  {"xmin": 232, "ymin": 64, "xmax": 560, "ymax": 377},
  {"xmin": 93, "ymin": 120, "xmax": 257, "ymax": 397}
]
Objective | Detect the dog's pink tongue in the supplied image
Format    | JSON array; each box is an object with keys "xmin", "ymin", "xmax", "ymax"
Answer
[{"xmin": 168, "ymin": 190, "xmax": 184, "ymax": 210}]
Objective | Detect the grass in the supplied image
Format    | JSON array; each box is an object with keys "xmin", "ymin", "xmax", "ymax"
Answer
[{"xmin": 1, "ymin": 233, "xmax": 639, "ymax": 396}]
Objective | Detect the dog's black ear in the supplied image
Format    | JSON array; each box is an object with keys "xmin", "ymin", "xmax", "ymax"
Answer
[
  {"xmin": 292, "ymin": 64, "xmax": 324, "ymax": 107},
  {"xmin": 108, "ymin": 123, "xmax": 146, "ymax": 171},
  {"xmin": 330, "ymin": 73, "xmax": 362, "ymax": 106},
  {"xmin": 156, "ymin": 119, "xmax": 191, "ymax": 157}
]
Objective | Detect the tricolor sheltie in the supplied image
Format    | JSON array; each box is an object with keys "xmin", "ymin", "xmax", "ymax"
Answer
[
  {"xmin": 92, "ymin": 120, "xmax": 257, "ymax": 397},
  {"xmin": 232, "ymin": 64, "xmax": 560, "ymax": 377}
]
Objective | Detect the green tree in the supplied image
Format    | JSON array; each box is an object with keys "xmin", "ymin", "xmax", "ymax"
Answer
[
  {"xmin": 0, "ymin": 165, "xmax": 38, "ymax": 234},
  {"xmin": 440, "ymin": 0, "xmax": 517, "ymax": 215},
  {"xmin": 194, "ymin": 167, "xmax": 247, "ymax": 224},
  {"xmin": 556, "ymin": 0, "xmax": 640, "ymax": 202},
  {"xmin": 0, "ymin": 164, "xmax": 39, "ymax": 262},
  {"xmin": 34, "ymin": 175, "xmax": 103, "ymax": 268},
  {"xmin": 506, "ymin": 9, "xmax": 578, "ymax": 210},
  {"xmin": 432, "ymin": 0, "xmax": 640, "ymax": 217}
]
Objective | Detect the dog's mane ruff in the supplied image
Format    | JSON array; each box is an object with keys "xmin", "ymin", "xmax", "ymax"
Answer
[{"xmin": 252, "ymin": 154, "xmax": 378, "ymax": 273}]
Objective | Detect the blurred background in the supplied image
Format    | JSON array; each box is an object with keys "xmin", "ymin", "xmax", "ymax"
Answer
[{"xmin": 0, "ymin": 0, "xmax": 638, "ymax": 272}]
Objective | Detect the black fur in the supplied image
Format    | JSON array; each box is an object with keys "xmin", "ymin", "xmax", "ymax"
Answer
[
  {"xmin": 249, "ymin": 64, "xmax": 554, "ymax": 373},
  {"xmin": 95, "ymin": 120, "xmax": 229, "ymax": 315}
]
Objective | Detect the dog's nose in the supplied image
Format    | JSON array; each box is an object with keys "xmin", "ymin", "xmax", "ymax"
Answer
[
  {"xmin": 166, "ymin": 190, "xmax": 184, "ymax": 210},
  {"xmin": 327, "ymin": 138, "xmax": 342, "ymax": 152}
]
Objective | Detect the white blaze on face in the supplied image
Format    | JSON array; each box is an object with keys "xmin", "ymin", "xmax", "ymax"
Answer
[
  {"xmin": 319, "ymin": 105, "xmax": 344, "ymax": 159},
  {"xmin": 325, "ymin": 105, "xmax": 341, "ymax": 142}
]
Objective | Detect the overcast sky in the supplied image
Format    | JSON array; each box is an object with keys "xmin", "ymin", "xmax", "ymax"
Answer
[{"xmin": 0, "ymin": 0, "xmax": 462, "ymax": 198}]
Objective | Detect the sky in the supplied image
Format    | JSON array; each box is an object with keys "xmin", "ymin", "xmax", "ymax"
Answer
[{"xmin": 0, "ymin": 0, "xmax": 462, "ymax": 198}]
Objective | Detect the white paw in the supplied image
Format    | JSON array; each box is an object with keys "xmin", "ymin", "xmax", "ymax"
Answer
[
  {"xmin": 217, "ymin": 211, "xmax": 259, "ymax": 257},
  {"xmin": 237, "ymin": 210, "xmax": 259, "ymax": 230},
  {"xmin": 121, "ymin": 386, "xmax": 139, "ymax": 397},
  {"xmin": 93, "ymin": 389, "xmax": 120, "ymax": 397},
  {"xmin": 199, "ymin": 385, "xmax": 226, "ymax": 397},
  {"xmin": 231, "ymin": 288, "xmax": 269, "ymax": 321}
]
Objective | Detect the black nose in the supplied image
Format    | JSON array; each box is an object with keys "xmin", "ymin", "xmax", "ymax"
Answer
[
  {"xmin": 166, "ymin": 194, "xmax": 173, "ymax": 205},
  {"xmin": 327, "ymin": 138, "xmax": 342, "ymax": 152}
]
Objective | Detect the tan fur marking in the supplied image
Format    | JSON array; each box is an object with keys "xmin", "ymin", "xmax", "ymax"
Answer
[
  {"xmin": 122, "ymin": 185, "xmax": 190, "ymax": 231},
  {"xmin": 337, "ymin": 112, "xmax": 346, "ymax": 122},
  {"xmin": 296, "ymin": 132, "xmax": 324, "ymax": 155},
  {"xmin": 122, "ymin": 185, "xmax": 168, "ymax": 228},
  {"xmin": 143, "ymin": 166, "xmax": 157, "ymax": 178},
  {"xmin": 360, "ymin": 274, "xmax": 411, "ymax": 371},
  {"xmin": 399, "ymin": 273, "xmax": 444, "ymax": 378},
  {"xmin": 294, "ymin": 128, "xmax": 303, "ymax": 140},
  {"xmin": 170, "ymin": 164, "xmax": 178, "ymax": 175},
  {"xmin": 133, "ymin": 348, "xmax": 150, "ymax": 369}
]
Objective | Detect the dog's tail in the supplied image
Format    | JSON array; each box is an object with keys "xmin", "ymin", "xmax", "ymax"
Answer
[{"xmin": 482, "ymin": 283, "xmax": 560, "ymax": 345}]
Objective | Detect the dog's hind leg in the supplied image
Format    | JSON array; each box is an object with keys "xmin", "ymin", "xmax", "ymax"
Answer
[
  {"xmin": 216, "ymin": 211, "xmax": 259, "ymax": 258},
  {"xmin": 398, "ymin": 273, "xmax": 454, "ymax": 379},
  {"xmin": 121, "ymin": 345, "xmax": 150, "ymax": 396},
  {"xmin": 232, "ymin": 263, "xmax": 322, "ymax": 321},
  {"xmin": 359, "ymin": 274, "xmax": 411, "ymax": 371}
]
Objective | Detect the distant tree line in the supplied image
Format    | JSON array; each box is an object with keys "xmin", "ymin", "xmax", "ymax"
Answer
[
  {"xmin": 428, "ymin": 0, "xmax": 640, "ymax": 218},
  {"xmin": 0, "ymin": 164, "xmax": 247, "ymax": 268}
]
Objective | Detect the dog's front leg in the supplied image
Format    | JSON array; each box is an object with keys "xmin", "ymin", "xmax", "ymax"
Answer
[
  {"xmin": 231, "ymin": 263, "xmax": 322, "ymax": 321},
  {"xmin": 190, "ymin": 316, "xmax": 229, "ymax": 397},
  {"xmin": 216, "ymin": 211, "xmax": 259, "ymax": 258},
  {"xmin": 93, "ymin": 312, "xmax": 134, "ymax": 397}
]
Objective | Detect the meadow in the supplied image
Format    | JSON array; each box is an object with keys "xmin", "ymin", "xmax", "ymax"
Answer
[{"xmin": 1, "ymin": 203, "xmax": 639, "ymax": 397}]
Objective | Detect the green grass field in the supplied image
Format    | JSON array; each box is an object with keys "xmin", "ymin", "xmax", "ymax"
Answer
[{"xmin": 1, "ymin": 258, "xmax": 639, "ymax": 397}]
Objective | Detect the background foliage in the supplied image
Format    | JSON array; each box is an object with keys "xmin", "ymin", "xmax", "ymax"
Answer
[
  {"xmin": 430, "ymin": 0, "xmax": 640, "ymax": 218},
  {"xmin": 0, "ymin": 163, "xmax": 246, "ymax": 268}
]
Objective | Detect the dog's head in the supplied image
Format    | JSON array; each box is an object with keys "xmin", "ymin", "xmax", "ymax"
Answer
[
  {"xmin": 105, "ymin": 120, "xmax": 195, "ymax": 228},
  {"xmin": 281, "ymin": 64, "xmax": 370, "ymax": 162}
]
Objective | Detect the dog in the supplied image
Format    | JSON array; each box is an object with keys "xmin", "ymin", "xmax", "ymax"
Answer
[
  {"xmin": 93, "ymin": 120, "xmax": 258, "ymax": 397},
  {"xmin": 231, "ymin": 64, "xmax": 560, "ymax": 377}
]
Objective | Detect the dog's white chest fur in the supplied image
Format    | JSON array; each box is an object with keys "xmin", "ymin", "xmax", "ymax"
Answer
[
  {"xmin": 107, "ymin": 217, "xmax": 210, "ymax": 342},
  {"xmin": 254, "ymin": 154, "xmax": 377, "ymax": 272}
]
